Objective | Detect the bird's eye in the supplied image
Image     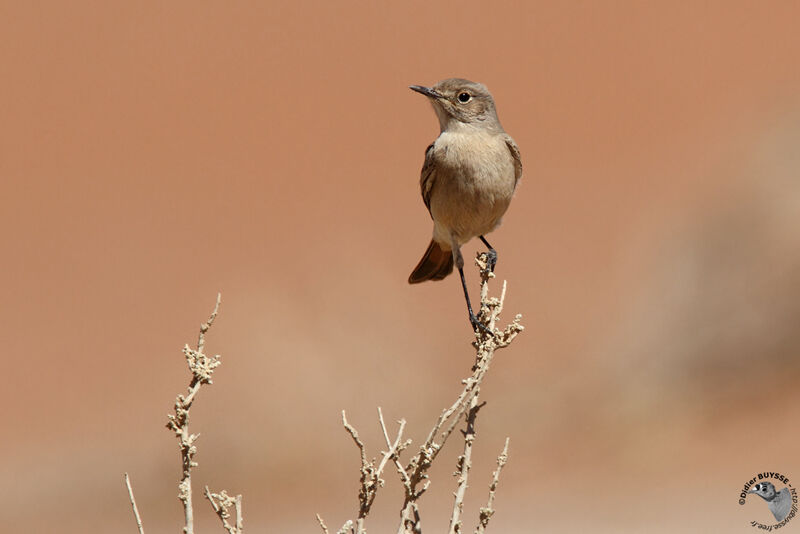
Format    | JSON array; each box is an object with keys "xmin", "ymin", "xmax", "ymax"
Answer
[{"xmin": 457, "ymin": 92, "xmax": 471, "ymax": 103}]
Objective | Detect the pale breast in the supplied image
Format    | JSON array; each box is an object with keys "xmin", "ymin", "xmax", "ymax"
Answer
[{"xmin": 428, "ymin": 130, "xmax": 517, "ymax": 245}]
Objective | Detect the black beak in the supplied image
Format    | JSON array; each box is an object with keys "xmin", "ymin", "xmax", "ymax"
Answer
[{"xmin": 409, "ymin": 85, "xmax": 442, "ymax": 99}]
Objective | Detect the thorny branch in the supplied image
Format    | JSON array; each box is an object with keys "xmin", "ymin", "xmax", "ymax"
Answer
[
  {"xmin": 447, "ymin": 395, "xmax": 483, "ymax": 534},
  {"xmin": 323, "ymin": 253, "xmax": 522, "ymax": 534},
  {"xmin": 160, "ymin": 294, "xmax": 243, "ymax": 534},
  {"xmin": 475, "ymin": 438, "xmax": 510, "ymax": 534},
  {"xmin": 332, "ymin": 408, "xmax": 408, "ymax": 534},
  {"xmin": 396, "ymin": 253, "xmax": 522, "ymax": 534},
  {"xmin": 125, "ymin": 294, "xmax": 244, "ymax": 534},
  {"xmin": 164, "ymin": 293, "xmax": 222, "ymax": 534},
  {"xmin": 205, "ymin": 486, "xmax": 244, "ymax": 534}
]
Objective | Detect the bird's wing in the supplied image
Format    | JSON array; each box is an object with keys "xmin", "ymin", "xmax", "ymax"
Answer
[
  {"xmin": 504, "ymin": 135, "xmax": 523, "ymax": 187},
  {"xmin": 420, "ymin": 142, "xmax": 436, "ymax": 217}
]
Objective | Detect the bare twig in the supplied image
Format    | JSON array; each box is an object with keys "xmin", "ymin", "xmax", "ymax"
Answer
[
  {"xmin": 379, "ymin": 408, "xmax": 413, "ymax": 496},
  {"xmin": 164, "ymin": 294, "xmax": 222, "ymax": 534},
  {"xmin": 396, "ymin": 254, "xmax": 523, "ymax": 534},
  {"xmin": 327, "ymin": 254, "xmax": 520, "ymax": 533},
  {"xmin": 341, "ymin": 410, "xmax": 369, "ymax": 534},
  {"xmin": 124, "ymin": 472, "xmax": 145, "ymax": 534},
  {"xmin": 125, "ymin": 294, "xmax": 246, "ymax": 534},
  {"xmin": 337, "ymin": 409, "xmax": 408, "ymax": 534},
  {"xmin": 205, "ymin": 486, "xmax": 243, "ymax": 534},
  {"xmin": 475, "ymin": 438, "xmax": 510, "ymax": 534},
  {"xmin": 235, "ymin": 494, "xmax": 243, "ymax": 533},
  {"xmin": 376, "ymin": 407, "xmax": 409, "ymax": 481},
  {"xmin": 448, "ymin": 395, "xmax": 483, "ymax": 534},
  {"xmin": 316, "ymin": 514, "xmax": 331, "ymax": 534}
]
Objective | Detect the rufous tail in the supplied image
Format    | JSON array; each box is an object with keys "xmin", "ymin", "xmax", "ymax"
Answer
[{"xmin": 408, "ymin": 240, "xmax": 454, "ymax": 283}]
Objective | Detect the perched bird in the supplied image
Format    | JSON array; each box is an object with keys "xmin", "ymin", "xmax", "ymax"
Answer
[
  {"xmin": 749, "ymin": 482, "xmax": 792, "ymax": 522},
  {"xmin": 408, "ymin": 78, "xmax": 522, "ymax": 333}
]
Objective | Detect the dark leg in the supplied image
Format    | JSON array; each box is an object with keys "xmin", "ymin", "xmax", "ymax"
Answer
[
  {"xmin": 479, "ymin": 235, "xmax": 497, "ymax": 272},
  {"xmin": 456, "ymin": 248, "xmax": 492, "ymax": 335}
]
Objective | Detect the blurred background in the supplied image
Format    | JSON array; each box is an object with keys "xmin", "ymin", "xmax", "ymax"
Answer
[{"xmin": 2, "ymin": 2, "xmax": 799, "ymax": 532}]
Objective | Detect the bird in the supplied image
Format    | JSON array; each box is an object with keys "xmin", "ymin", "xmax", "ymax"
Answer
[
  {"xmin": 407, "ymin": 78, "xmax": 522, "ymax": 333},
  {"xmin": 749, "ymin": 481, "xmax": 792, "ymax": 522}
]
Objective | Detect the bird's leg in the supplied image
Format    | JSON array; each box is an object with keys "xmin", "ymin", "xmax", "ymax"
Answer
[
  {"xmin": 479, "ymin": 235, "xmax": 497, "ymax": 272},
  {"xmin": 455, "ymin": 247, "xmax": 492, "ymax": 335}
]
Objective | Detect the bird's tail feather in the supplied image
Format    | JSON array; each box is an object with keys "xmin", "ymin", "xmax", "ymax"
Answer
[{"xmin": 408, "ymin": 240, "xmax": 454, "ymax": 283}]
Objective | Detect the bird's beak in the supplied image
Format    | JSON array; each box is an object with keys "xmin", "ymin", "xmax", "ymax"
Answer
[{"xmin": 409, "ymin": 85, "xmax": 442, "ymax": 99}]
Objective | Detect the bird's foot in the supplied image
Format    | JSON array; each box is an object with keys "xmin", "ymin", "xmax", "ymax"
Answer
[
  {"xmin": 486, "ymin": 249, "xmax": 497, "ymax": 272},
  {"xmin": 470, "ymin": 312, "xmax": 493, "ymax": 336}
]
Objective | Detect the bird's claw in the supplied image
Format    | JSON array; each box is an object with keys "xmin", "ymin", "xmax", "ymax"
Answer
[
  {"xmin": 470, "ymin": 313, "xmax": 493, "ymax": 336},
  {"xmin": 486, "ymin": 249, "xmax": 497, "ymax": 272}
]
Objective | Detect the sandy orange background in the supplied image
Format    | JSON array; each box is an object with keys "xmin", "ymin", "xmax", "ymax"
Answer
[{"xmin": 2, "ymin": 2, "xmax": 800, "ymax": 532}]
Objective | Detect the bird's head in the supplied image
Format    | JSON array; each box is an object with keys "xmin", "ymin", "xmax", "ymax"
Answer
[
  {"xmin": 410, "ymin": 78, "xmax": 501, "ymax": 132},
  {"xmin": 749, "ymin": 482, "xmax": 777, "ymax": 501}
]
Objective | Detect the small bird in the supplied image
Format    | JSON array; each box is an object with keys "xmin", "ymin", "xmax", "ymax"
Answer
[
  {"xmin": 749, "ymin": 482, "xmax": 792, "ymax": 522},
  {"xmin": 408, "ymin": 78, "xmax": 522, "ymax": 332}
]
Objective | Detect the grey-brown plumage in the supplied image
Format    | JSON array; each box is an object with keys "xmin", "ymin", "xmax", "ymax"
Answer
[
  {"xmin": 408, "ymin": 78, "xmax": 521, "ymax": 331},
  {"xmin": 749, "ymin": 482, "xmax": 792, "ymax": 522}
]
